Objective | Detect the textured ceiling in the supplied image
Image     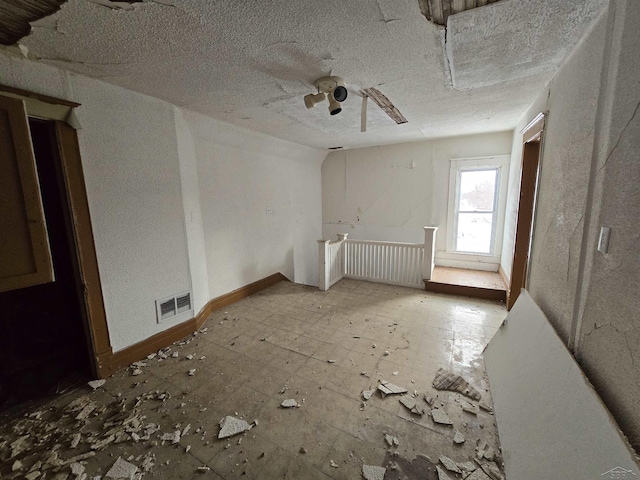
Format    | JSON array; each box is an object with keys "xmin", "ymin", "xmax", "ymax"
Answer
[{"xmin": 15, "ymin": 0, "xmax": 607, "ymax": 149}]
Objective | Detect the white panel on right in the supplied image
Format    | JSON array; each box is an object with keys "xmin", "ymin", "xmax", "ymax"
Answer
[{"xmin": 484, "ymin": 290, "xmax": 639, "ymax": 480}]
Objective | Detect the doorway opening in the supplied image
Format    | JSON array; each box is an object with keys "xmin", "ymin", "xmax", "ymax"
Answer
[{"xmin": 0, "ymin": 119, "xmax": 91, "ymax": 408}]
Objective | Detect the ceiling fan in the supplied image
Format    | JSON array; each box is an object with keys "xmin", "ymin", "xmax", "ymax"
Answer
[{"xmin": 303, "ymin": 76, "xmax": 408, "ymax": 132}]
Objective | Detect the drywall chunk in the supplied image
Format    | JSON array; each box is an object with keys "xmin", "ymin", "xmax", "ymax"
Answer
[
  {"xmin": 399, "ymin": 396, "xmax": 426, "ymax": 415},
  {"xmin": 479, "ymin": 399, "xmax": 493, "ymax": 413},
  {"xmin": 377, "ymin": 381, "xmax": 407, "ymax": 397},
  {"xmin": 70, "ymin": 463, "xmax": 85, "ymax": 476},
  {"xmin": 478, "ymin": 461, "xmax": 504, "ymax": 480},
  {"xmin": 70, "ymin": 432, "xmax": 82, "ymax": 448},
  {"xmin": 218, "ymin": 416, "xmax": 251, "ymax": 439},
  {"xmin": 131, "ymin": 369, "xmax": 142, "ymax": 376},
  {"xmin": 25, "ymin": 472, "xmax": 41, "ymax": 480},
  {"xmin": 458, "ymin": 461, "xmax": 477, "ymax": 473},
  {"xmin": 431, "ymin": 408, "xmax": 453, "ymax": 425},
  {"xmin": 161, "ymin": 431, "xmax": 181, "ymax": 444},
  {"xmin": 384, "ymin": 433, "xmax": 399, "ymax": 447},
  {"xmin": 439, "ymin": 455, "xmax": 461, "ymax": 474},
  {"xmin": 459, "ymin": 398, "xmax": 479, "ymax": 415},
  {"xmin": 105, "ymin": 457, "xmax": 138, "ymax": 479},
  {"xmin": 466, "ymin": 468, "xmax": 492, "ymax": 480},
  {"xmin": 12, "ymin": 460, "xmax": 23, "ymax": 471},
  {"xmin": 196, "ymin": 466, "xmax": 211, "ymax": 473},
  {"xmin": 453, "ymin": 430, "xmax": 465, "ymax": 444},
  {"xmin": 436, "ymin": 466, "xmax": 452, "ymax": 480},
  {"xmin": 329, "ymin": 460, "xmax": 339, "ymax": 468},
  {"xmin": 362, "ymin": 389, "xmax": 375, "ymax": 401},
  {"xmin": 188, "ymin": 369, "xmax": 196, "ymax": 376},
  {"xmin": 362, "ymin": 464, "xmax": 386, "ymax": 480},
  {"xmin": 280, "ymin": 399, "xmax": 299, "ymax": 408},
  {"xmin": 433, "ymin": 368, "xmax": 481, "ymax": 400},
  {"xmin": 75, "ymin": 403, "xmax": 97, "ymax": 420},
  {"xmin": 87, "ymin": 379, "xmax": 106, "ymax": 390}
]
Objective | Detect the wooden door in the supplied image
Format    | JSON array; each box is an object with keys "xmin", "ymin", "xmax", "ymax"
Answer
[{"xmin": 0, "ymin": 95, "xmax": 53, "ymax": 292}]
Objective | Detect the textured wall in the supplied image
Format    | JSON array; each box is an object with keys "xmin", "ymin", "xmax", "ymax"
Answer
[
  {"xmin": 577, "ymin": 0, "xmax": 640, "ymax": 452},
  {"xmin": 185, "ymin": 111, "xmax": 326, "ymax": 296},
  {"xmin": 322, "ymin": 132, "xmax": 513, "ymax": 258},
  {"xmin": 527, "ymin": 14, "xmax": 607, "ymax": 341}
]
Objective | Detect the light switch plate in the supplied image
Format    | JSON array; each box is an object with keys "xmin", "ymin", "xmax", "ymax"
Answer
[{"xmin": 597, "ymin": 226, "xmax": 611, "ymax": 253}]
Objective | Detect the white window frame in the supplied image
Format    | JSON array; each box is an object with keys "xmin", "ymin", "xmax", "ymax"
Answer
[{"xmin": 441, "ymin": 156, "xmax": 510, "ymax": 270}]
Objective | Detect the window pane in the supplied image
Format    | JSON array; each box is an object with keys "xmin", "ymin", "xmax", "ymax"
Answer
[
  {"xmin": 456, "ymin": 212, "xmax": 493, "ymax": 254},
  {"xmin": 459, "ymin": 170, "xmax": 496, "ymax": 211}
]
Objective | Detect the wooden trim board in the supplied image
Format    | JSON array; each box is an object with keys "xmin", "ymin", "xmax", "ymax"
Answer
[
  {"xmin": 98, "ymin": 273, "xmax": 288, "ymax": 377},
  {"xmin": 424, "ymin": 279, "xmax": 506, "ymax": 302}
]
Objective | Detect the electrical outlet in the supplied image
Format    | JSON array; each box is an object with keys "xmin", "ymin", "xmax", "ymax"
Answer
[{"xmin": 597, "ymin": 226, "xmax": 611, "ymax": 253}]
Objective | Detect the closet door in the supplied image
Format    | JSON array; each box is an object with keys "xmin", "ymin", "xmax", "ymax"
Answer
[{"xmin": 0, "ymin": 95, "xmax": 53, "ymax": 292}]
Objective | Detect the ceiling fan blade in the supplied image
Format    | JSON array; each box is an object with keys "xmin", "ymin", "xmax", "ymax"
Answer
[
  {"xmin": 360, "ymin": 87, "xmax": 407, "ymax": 125},
  {"xmin": 361, "ymin": 95, "xmax": 368, "ymax": 133}
]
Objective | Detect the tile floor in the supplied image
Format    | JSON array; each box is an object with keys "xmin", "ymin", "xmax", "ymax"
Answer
[{"xmin": 0, "ymin": 279, "xmax": 508, "ymax": 479}]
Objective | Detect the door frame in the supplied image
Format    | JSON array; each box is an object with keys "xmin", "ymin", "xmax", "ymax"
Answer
[
  {"xmin": 507, "ymin": 113, "xmax": 546, "ymax": 310},
  {"xmin": 1, "ymin": 84, "xmax": 113, "ymax": 378}
]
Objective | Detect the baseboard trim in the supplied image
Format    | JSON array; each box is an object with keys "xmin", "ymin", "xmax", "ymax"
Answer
[
  {"xmin": 98, "ymin": 272, "xmax": 288, "ymax": 377},
  {"xmin": 424, "ymin": 279, "xmax": 506, "ymax": 302},
  {"xmin": 498, "ymin": 265, "xmax": 510, "ymax": 289}
]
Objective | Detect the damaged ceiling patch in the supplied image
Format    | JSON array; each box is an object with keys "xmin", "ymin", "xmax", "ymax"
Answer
[
  {"xmin": 0, "ymin": 0, "xmax": 67, "ymax": 45},
  {"xmin": 418, "ymin": 0, "xmax": 503, "ymax": 27},
  {"xmin": 446, "ymin": 0, "xmax": 609, "ymax": 90}
]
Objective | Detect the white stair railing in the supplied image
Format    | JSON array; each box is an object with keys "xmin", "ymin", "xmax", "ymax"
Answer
[
  {"xmin": 317, "ymin": 227, "xmax": 438, "ymax": 291},
  {"xmin": 317, "ymin": 233, "xmax": 348, "ymax": 291}
]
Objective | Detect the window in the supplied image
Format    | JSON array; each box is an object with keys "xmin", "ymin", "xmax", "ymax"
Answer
[
  {"xmin": 456, "ymin": 168, "xmax": 498, "ymax": 254},
  {"xmin": 446, "ymin": 156, "xmax": 510, "ymax": 260}
]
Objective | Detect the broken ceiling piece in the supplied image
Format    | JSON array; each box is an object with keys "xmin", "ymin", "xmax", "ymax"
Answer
[
  {"xmin": 466, "ymin": 467, "xmax": 493, "ymax": 480},
  {"xmin": 459, "ymin": 398, "xmax": 479, "ymax": 415},
  {"xmin": 384, "ymin": 434, "xmax": 399, "ymax": 447},
  {"xmin": 399, "ymin": 396, "xmax": 426, "ymax": 416},
  {"xmin": 433, "ymin": 368, "xmax": 482, "ymax": 400},
  {"xmin": 417, "ymin": 0, "xmax": 501, "ymax": 27},
  {"xmin": 280, "ymin": 399, "xmax": 299, "ymax": 408},
  {"xmin": 453, "ymin": 430, "xmax": 465, "ymax": 444},
  {"xmin": 431, "ymin": 408, "xmax": 453, "ymax": 426},
  {"xmin": 377, "ymin": 381, "xmax": 407, "ymax": 397},
  {"xmin": 360, "ymin": 87, "xmax": 408, "ymax": 125},
  {"xmin": 436, "ymin": 465, "xmax": 452, "ymax": 480},
  {"xmin": 362, "ymin": 389, "xmax": 375, "ymax": 401},
  {"xmin": 218, "ymin": 416, "xmax": 252, "ymax": 439},
  {"xmin": 458, "ymin": 461, "xmax": 477, "ymax": 473},
  {"xmin": 105, "ymin": 456, "xmax": 138, "ymax": 480},
  {"xmin": 477, "ymin": 461, "xmax": 504, "ymax": 480},
  {"xmin": 362, "ymin": 464, "xmax": 386, "ymax": 480},
  {"xmin": 439, "ymin": 455, "xmax": 462, "ymax": 474},
  {"xmin": 87, "ymin": 379, "xmax": 106, "ymax": 390}
]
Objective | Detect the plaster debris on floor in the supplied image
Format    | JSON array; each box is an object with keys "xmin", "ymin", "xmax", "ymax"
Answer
[
  {"xmin": 0, "ymin": 279, "xmax": 506, "ymax": 479},
  {"xmin": 433, "ymin": 368, "xmax": 482, "ymax": 400}
]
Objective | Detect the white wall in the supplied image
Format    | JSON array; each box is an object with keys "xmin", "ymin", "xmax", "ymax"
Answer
[
  {"xmin": 0, "ymin": 51, "xmax": 193, "ymax": 352},
  {"xmin": 322, "ymin": 132, "xmax": 513, "ymax": 268},
  {"xmin": 184, "ymin": 111, "xmax": 325, "ymax": 297},
  {"xmin": 0, "ymin": 50, "xmax": 326, "ymax": 353}
]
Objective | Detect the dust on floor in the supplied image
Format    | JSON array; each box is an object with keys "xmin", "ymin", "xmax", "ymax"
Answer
[{"xmin": 0, "ymin": 279, "xmax": 507, "ymax": 479}]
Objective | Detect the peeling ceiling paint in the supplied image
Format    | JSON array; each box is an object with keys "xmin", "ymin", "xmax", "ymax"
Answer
[
  {"xmin": 0, "ymin": 0, "xmax": 67, "ymax": 45},
  {"xmin": 14, "ymin": 0, "xmax": 607, "ymax": 149}
]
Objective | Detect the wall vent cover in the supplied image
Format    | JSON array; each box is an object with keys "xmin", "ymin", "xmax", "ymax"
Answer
[{"xmin": 155, "ymin": 291, "xmax": 192, "ymax": 323}]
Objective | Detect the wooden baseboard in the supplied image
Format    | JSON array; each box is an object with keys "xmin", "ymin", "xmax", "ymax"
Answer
[
  {"xmin": 97, "ymin": 272, "xmax": 288, "ymax": 377},
  {"xmin": 424, "ymin": 279, "xmax": 506, "ymax": 302},
  {"xmin": 498, "ymin": 265, "xmax": 510, "ymax": 289}
]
